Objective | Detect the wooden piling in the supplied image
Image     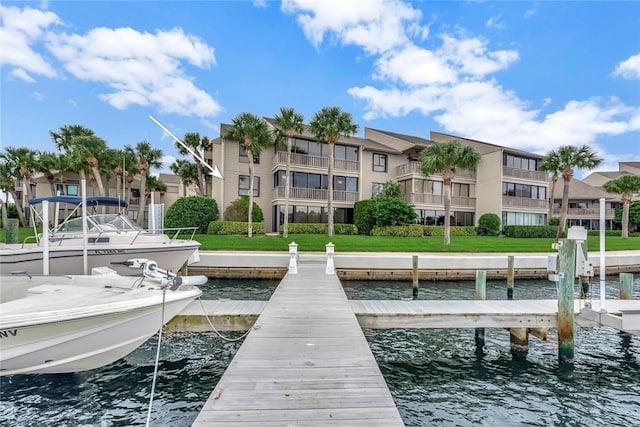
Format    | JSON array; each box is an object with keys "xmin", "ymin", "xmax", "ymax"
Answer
[
  {"xmin": 557, "ymin": 238, "xmax": 576, "ymax": 365},
  {"xmin": 620, "ymin": 273, "xmax": 633, "ymax": 300},
  {"xmin": 507, "ymin": 255, "xmax": 515, "ymax": 300},
  {"xmin": 475, "ymin": 270, "xmax": 486, "ymax": 351},
  {"xmin": 412, "ymin": 255, "xmax": 419, "ymax": 300}
]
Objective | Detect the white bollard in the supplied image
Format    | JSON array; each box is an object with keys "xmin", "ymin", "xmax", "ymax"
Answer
[
  {"xmin": 326, "ymin": 242, "xmax": 335, "ymax": 275},
  {"xmin": 288, "ymin": 242, "xmax": 298, "ymax": 274}
]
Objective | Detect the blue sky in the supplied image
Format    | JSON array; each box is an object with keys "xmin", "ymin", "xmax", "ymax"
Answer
[{"xmin": 2, "ymin": 0, "xmax": 639, "ymax": 178}]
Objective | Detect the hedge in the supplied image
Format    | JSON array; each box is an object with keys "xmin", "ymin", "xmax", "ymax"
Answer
[
  {"xmin": 371, "ymin": 225, "xmax": 477, "ymax": 237},
  {"xmin": 503, "ymin": 225, "xmax": 557, "ymax": 238},
  {"xmin": 280, "ymin": 223, "xmax": 358, "ymax": 235},
  {"xmin": 208, "ymin": 221, "xmax": 265, "ymax": 235}
]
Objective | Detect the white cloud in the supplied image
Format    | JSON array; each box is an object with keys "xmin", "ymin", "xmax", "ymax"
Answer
[
  {"xmin": 282, "ymin": 0, "xmax": 427, "ymax": 55},
  {"xmin": 613, "ymin": 53, "xmax": 640, "ymax": 80},
  {"xmin": 32, "ymin": 91, "xmax": 44, "ymax": 101},
  {"xmin": 0, "ymin": 5, "xmax": 60, "ymax": 80},
  {"xmin": 486, "ymin": 14, "xmax": 506, "ymax": 30},
  {"xmin": 286, "ymin": 0, "xmax": 639, "ymax": 158},
  {"xmin": 253, "ymin": 0, "xmax": 269, "ymax": 8},
  {"xmin": 45, "ymin": 26, "xmax": 222, "ymax": 116}
]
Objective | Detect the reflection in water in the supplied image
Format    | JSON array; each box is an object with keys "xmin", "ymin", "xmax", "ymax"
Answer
[{"xmin": 1, "ymin": 275, "xmax": 638, "ymax": 426}]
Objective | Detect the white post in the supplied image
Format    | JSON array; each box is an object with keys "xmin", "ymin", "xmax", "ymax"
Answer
[
  {"xmin": 82, "ymin": 179, "xmax": 88, "ymax": 275},
  {"xmin": 326, "ymin": 242, "xmax": 335, "ymax": 275},
  {"xmin": 288, "ymin": 242, "xmax": 298, "ymax": 274},
  {"xmin": 149, "ymin": 191, "xmax": 155, "ymax": 233},
  {"xmin": 599, "ymin": 198, "xmax": 606, "ymax": 311},
  {"xmin": 42, "ymin": 200, "xmax": 49, "ymax": 275}
]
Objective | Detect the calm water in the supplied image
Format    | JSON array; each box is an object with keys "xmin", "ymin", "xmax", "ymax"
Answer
[{"xmin": 1, "ymin": 275, "xmax": 639, "ymax": 426}]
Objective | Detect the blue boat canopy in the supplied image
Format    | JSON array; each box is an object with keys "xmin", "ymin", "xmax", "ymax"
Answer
[{"xmin": 29, "ymin": 196, "xmax": 128, "ymax": 208}]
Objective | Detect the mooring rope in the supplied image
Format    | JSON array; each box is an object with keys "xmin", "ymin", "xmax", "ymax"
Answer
[
  {"xmin": 145, "ymin": 287, "xmax": 167, "ymax": 426},
  {"xmin": 198, "ymin": 298, "xmax": 252, "ymax": 342}
]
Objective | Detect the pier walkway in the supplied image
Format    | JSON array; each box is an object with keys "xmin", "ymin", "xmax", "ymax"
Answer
[{"xmin": 192, "ymin": 263, "xmax": 403, "ymax": 426}]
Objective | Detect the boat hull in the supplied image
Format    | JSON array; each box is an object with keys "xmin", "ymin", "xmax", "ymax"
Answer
[
  {"xmin": 0, "ymin": 284, "xmax": 201, "ymax": 375},
  {"xmin": 0, "ymin": 242, "xmax": 200, "ymax": 276}
]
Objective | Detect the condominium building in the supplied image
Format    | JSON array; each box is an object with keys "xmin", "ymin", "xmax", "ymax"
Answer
[{"xmin": 209, "ymin": 121, "xmax": 597, "ymax": 233}]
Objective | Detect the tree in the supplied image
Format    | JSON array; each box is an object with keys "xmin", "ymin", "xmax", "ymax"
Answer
[
  {"xmin": 273, "ymin": 107, "xmax": 305, "ymax": 238},
  {"xmin": 538, "ymin": 149, "xmax": 562, "ymax": 223},
  {"xmin": 309, "ymin": 106, "xmax": 359, "ymax": 237},
  {"xmin": 125, "ymin": 141, "xmax": 163, "ymax": 226},
  {"xmin": 0, "ymin": 161, "xmax": 18, "ymax": 228},
  {"xmin": 603, "ymin": 175, "xmax": 640, "ymax": 239},
  {"xmin": 170, "ymin": 159, "xmax": 199, "ymax": 197},
  {"xmin": 551, "ymin": 145, "xmax": 603, "ymax": 238},
  {"xmin": 223, "ymin": 112, "xmax": 271, "ymax": 238},
  {"xmin": 420, "ymin": 140, "xmax": 481, "ymax": 245},
  {"xmin": 50, "ymin": 125, "xmax": 108, "ymax": 196},
  {"xmin": 179, "ymin": 132, "xmax": 212, "ymax": 196},
  {"xmin": 0, "ymin": 147, "xmax": 37, "ymax": 226}
]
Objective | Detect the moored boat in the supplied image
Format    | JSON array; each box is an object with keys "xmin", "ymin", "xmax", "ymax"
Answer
[{"xmin": 0, "ymin": 266, "xmax": 202, "ymax": 376}]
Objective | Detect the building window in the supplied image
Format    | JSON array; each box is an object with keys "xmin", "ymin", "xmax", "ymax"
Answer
[
  {"xmin": 372, "ymin": 182, "xmax": 384, "ymax": 196},
  {"xmin": 373, "ymin": 153, "xmax": 388, "ymax": 172},
  {"xmin": 502, "ymin": 182, "xmax": 546, "ymax": 200},
  {"xmin": 503, "ymin": 153, "xmax": 539, "ymax": 171},
  {"xmin": 239, "ymin": 145, "xmax": 260, "ymax": 164},
  {"xmin": 239, "ymin": 175, "xmax": 260, "ymax": 196}
]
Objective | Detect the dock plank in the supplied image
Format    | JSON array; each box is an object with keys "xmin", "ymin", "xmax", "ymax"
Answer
[{"xmin": 192, "ymin": 263, "xmax": 403, "ymax": 426}]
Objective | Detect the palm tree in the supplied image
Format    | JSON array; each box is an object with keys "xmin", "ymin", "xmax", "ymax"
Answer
[
  {"xmin": 179, "ymin": 132, "xmax": 212, "ymax": 196},
  {"xmin": 420, "ymin": 140, "xmax": 481, "ymax": 245},
  {"xmin": 603, "ymin": 175, "xmax": 640, "ymax": 239},
  {"xmin": 223, "ymin": 112, "xmax": 272, "ymax": 238},
  {"xmin": 273, "ymin": 107, "xmax": 305, "ymax": 238},
  {"xmin": 538, "ymin": 149, "xmax": 562, "ymax": 222},
  {"xmin": 35, "ymin": 151, "xmax": 59, "ymax": 197},
  {"xmin": 125, "ymin": 141, "xmax": 163, "ymax": 226},
  {"xmin": 0, "ymin": 161, "xmax": 19, "ymax": 227},
  {"xmin": 50, "ymin": 125, "xmax": 103, "ymax": 192},
  {"xmin": 552, "ymin": 145, "xmax": 603, "ymax": 238},
  {"xmin": 0, "ymin": 147, "xmax": 37, "ymax": 226},
  {"xmin": 309, "ymin": 106, "xmax": 359, "ymax": 237},
  {"xmin": 170, "ymin": 159, "xmax": 199, "ymax": 197}
]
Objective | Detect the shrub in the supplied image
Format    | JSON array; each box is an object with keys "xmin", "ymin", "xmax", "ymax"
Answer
[
  {"xmin": 374, "ymin": 197, "xmax": 417, "ymax": 227},
  {"xmin": 165, "ymin": 196, "xmax": 219, "ymax": 234},
  {"xmin": 371, "ymin": 224, "xmax": 425, "ymax": 237},
  {"xmin": 354, "ymin": 199, "xmax": 376, "ymax": 235},
  {"xmin": 477, "ymin": 213, "xmax": 501, "ymax": 236},
  {"xmin": 503, "ymin": 225, "xmax": 557, "ymax": 238},
  {"xmin": 223, "ymin": 196, "xmax": 264, "ymax": 222},
  {"xmin": 282, "ymin": 223, "xmax": 357, "ymax": 235},
  {"xmin": 422, "ymin": 225, "xmax": 477, "ymax": 237},
  {"xmin": 549, "ymin": 217, "xmax": 560, "ymax": 226},
  {"xmin": 208, "ymin": 221, "xmax": 265, "ymax": 235}
]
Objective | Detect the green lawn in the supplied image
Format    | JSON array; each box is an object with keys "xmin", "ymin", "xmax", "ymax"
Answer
[
  {"xmin": 191, "ymin": 233, "xmax": 639, "ymax": 253},
  {"xmin": 3, "ymin": 227, "xmax": 637, "ymax": 253}
]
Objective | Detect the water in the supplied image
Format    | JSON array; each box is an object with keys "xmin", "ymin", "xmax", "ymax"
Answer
[{"xmin": 1, "ymin": 275, "xmax": 639, "ymax": 426}]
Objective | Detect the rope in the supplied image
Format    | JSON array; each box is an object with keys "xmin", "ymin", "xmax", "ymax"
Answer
[
  {"xmin": 198, "ymin": 298, "xmax": 253, "ymax": 342},
  {"xmin": 145, "ymin": 287, "xmax": 167, "ymax": 426}
]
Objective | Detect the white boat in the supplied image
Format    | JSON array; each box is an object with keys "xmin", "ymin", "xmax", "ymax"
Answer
[
  {"xmin": 0, "ymin": 196, "xmax": 201, "ymax": 276},
  {"xmin": 0, "ymin": 265, "xmax": 203, "ymax": 376}
]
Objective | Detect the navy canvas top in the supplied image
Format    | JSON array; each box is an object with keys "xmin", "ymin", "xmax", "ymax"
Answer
[{"xmin": 29, "ymin": 196, "xmax": 128, "ymax": 208}]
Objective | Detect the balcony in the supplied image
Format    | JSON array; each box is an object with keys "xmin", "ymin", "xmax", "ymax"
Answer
[
  {"xmin": 272, "ymin": 186, "xmax": 359, "ymax": 202},
  {"xmin": 502, "ymin": 196, "xmax": 547, "ymax": 209},
  {"xmin": 396, "ymin": 162, "xmax": 476, "ymax": 179},
  {"xmin": 404, "ymin": 193, "xmax": 476, "ymax": 208},
  {"xmin": 503, "ymin": 166, "xmax": 548, "ymax": 182},
  {"xmin": 552, "ymin": 207, "xmax": 616, "ymax": 218},
  {"xmin": 274, "ymin": 151, "xmax": 359, "ymax": 172}
]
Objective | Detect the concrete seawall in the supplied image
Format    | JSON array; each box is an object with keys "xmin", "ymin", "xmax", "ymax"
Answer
[{"xmin": 186, "ymin": 250, "xmax": 640, "ymax": 280}]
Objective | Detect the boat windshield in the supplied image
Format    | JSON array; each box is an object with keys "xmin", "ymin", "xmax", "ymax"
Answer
[{"xmin": 54, "ymin": 214, "xmax": 143, "ymax": 233}]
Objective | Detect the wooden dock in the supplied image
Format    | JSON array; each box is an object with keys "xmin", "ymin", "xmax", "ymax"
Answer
[{"xmin": 192, "ymin": 263, "xmax": 404, "ymax": 426}]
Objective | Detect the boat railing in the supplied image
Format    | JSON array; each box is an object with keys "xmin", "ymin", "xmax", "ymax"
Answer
[
  {"xmin": 164, "ymin": 227, "xmax": 198, "ymax": 242},
  {"xmin": 42, "ymin": 225, "xmax": 199, "ymax": 247}
]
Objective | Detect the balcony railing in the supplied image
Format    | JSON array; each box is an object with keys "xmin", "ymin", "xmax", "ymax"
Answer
[
  {"xmin": 502, "ymin": 196, "xmax": 547, "ymax": 209},
  {"xmin": 274, "ymin": 151, "xmax": 359, "ymax": 172},
  {"xmin": 552, "ymin": 207, "xmax": 616, "ymax": 217},
  {"xmin": 503, "ymin": 166, "xmax": 548, "ymax": 182},
  {"xmin": 272, "ymin": 186, "xmax": 359, "ymax": 202},
  {"xmin": 404, "ymin": 193, "xmax": 476, "ymax": 207},
  {"xmin": 396, "ymin": 162, "xmax": 476, "ymax": 179}
]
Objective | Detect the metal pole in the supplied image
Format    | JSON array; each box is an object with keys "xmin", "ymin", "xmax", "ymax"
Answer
[
  {"xmin": 507, "ymin": 255, "xmax": 514, "ymax": 300},
  {"xmin": 599, "ymin": 198, "xmax": 606, "ymax": 311},
  {"xmin": 82, "ymin": 179, "xmax": 88, "ymax": 275},
  {"xmin": 42, "ymin": 200, "xmax": 49, "ymax": 275}
]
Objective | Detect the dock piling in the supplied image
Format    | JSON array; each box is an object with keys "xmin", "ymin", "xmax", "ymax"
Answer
[
  {"xmin": 326, "ymin": 242, "xmax": 335, "ymax": 274},
  {"xmin": 620, "ymin": 273, "xmax": 633, "ymax": 300},
  {"xmin": 412, "ymin": 255, "xmax": 419, "ymax": 300},
  {"xmin": 475, "ymin": 270, "xmax": 486, "ymax": 351},
  {"xmin": 557, "ymin": 238, "xmax": 577, "ymax": 365},
  {"xmin": 288, "ymin": 242, "xmax": 298, "ymax": 274}
]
